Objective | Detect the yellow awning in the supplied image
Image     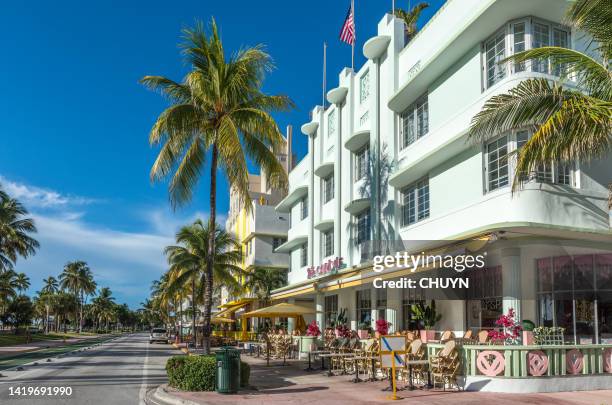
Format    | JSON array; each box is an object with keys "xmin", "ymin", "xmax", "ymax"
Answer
[
  {"xmin": 213, "ymin": 300, "xmax": 252, "ymax": 319},
  {"xmin": 211, "ymin": 317, "xmax": 236, "ymax": 324},
  {"xmin": 242, "ymin": 302, "xmax": 314, "ymax": 318},
  {"xmin": 218, "ymin": 297, "xmax": 255, "ymax": 309}
]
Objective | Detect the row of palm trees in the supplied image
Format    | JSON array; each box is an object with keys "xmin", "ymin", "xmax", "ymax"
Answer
[
  {"xmin": 141, "ymin": 0, "xmax": 609, "ymax": 352},
  {"xmin": 145, "ymin": 220, "xmax": 286, "ymax": 347}
]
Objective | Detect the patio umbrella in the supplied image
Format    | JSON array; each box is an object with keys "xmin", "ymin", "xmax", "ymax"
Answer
[{"xmin": 241, "ymin": 302, "xmax": 314, "ymax": 340}]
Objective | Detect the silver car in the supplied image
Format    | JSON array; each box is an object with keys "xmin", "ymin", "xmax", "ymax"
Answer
[{"xmin": 149, "ymin": 328, "xmax": 169, "ymax": 344}]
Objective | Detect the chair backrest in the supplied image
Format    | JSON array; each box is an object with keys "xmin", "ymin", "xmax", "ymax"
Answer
[
  {"xmin": 410, "ymin": 339, "xmax": 423, "ymax": 355},
  {"xmin": 463, "ymin": 330, "xmax": 473, "ymax": 340},
  {"xmin": 477, "ymin": 330, "xmax": 490, "ymax": 344},
  {"xmin": 439, "ymin": 339, "xmax": 456, "ymax": 357},
  {"xmin": 406, "ymin": 331, "xmax": 416, "ymax": 341},
  {"xmin": 440, "ymin": 330, "xmax": 454, "ymax": 341}
]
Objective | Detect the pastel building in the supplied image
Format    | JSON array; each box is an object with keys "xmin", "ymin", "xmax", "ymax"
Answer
[{"xmin": 272, "ymin": 0, "xmax": 611, "ymax": 351}]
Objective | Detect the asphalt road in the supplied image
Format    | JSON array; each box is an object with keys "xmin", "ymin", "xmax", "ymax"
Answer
[{"xmin": 0, "ymin": 333, "xmax": 177, "ymax": 405}]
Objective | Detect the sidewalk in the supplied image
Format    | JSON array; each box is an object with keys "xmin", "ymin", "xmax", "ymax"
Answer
[{"xmin": 150, "ymin": 354, "xmax": 612, "ymax": 405}]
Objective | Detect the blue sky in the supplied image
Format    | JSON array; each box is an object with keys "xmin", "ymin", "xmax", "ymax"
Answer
[{"xmin": 0, "ymin": 0, "xmax": 445, "ymax": 307}]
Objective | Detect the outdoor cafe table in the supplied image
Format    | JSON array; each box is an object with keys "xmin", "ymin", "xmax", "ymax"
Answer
[
  {"xmin": 319, "ymin": 353, "xmax": 354, "ymax": 376},
  {"xmin": 351, "ymin": 355, "xmax": 377, "ymax": 383},
  {"xmin": 405, "ymin": 359, "xmax": 432, "ymax": 390},
  {"xmin": 304, "ymin": 350, "xmax": 330, "ymax": 372}
]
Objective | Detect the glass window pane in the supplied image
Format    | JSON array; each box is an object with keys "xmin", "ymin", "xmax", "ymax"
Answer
[
  {"xmin": 532, "ymin": 23, "xmax": 551, "ymax": 73},
  {"xmin": 513, "ymin": 22, "xmax": 526, "ymax": 72},
  {"xmin": 486, "ymin": 30, "xmax": 506, "ymax": 87},
  {"xmin": 574, "ymin": 255, "xmax": 594, "ymax": 290},
  {"xmin": 487, "ymin": 136, "xmax": 509, "ymax": 191},
  {"xmin": 554, "ymin": 256, "xmax": 573, "ymax": 291}
]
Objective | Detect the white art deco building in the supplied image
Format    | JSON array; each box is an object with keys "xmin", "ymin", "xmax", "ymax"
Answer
[{"xmin": 272, "ymin": 0, "xmax": 611, "ymax": 344}]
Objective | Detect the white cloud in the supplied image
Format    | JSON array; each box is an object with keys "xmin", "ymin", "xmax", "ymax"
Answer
[{"xmin": 0, "ymin": 175, "xmax": 98, "ymax": 208}]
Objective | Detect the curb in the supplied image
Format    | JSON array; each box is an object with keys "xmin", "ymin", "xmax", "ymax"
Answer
[{"xmin": 147, "ymin": 385, "xmax": 203, "ymax": 405}]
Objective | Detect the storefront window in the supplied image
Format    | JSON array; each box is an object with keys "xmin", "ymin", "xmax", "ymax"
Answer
[
  {"xmin": 402, "ymin": 286, "xmax": 424, "ymax": 330},
  {"xmin": 467, "ymin": 266, "xmax": 502, "ymax": 329},
  {"xmin": 537, "ymin": 254, "xmax": 612, "ymax": 343},
  {"xmin": 376, "ymin": 289, "xmax": 387, "ymax": 320},
  {"xmin": 356, "ymin": 289, "xmax": 371, "ymax": 325},
  {"xmin": 324, "ymin": 295, "xmax": 338, "ymax": 328}
]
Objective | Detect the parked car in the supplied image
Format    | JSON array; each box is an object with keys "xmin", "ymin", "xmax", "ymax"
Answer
[{"xmin": 149, "ymin": 328, "xmax": 169, "ymax": 344}]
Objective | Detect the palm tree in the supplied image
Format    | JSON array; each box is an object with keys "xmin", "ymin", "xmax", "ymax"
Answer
[
  {"xmin": 0, "ymin": 270, "xmax": 19, "ymax": 317},
  {"xmin": 91, "ymin": 287, "xmax": 115, "ymax": 331},
  {"xmin": 0, "ymin": 185, "xmax": 39, "ymax": 272},
  {"xmin": 394, "ymin": 2, "xmax": 429, "ymax": 41},
  {"xmin": 60, "ymin": 261, "xmax": 97, "ymax": 333},
  {"xmin": 468, "ymin": 0, "xmax": 611, "ymax": 190},
  {"xmin": 243, "ymin": 267, "xmax": 287, "ymax": 305},
  {"xmin": 164, "ymin": 219, "xmax": 243, "ymax": 350},
  {"xmin": 40, "ymin": 276, "xmax": 59, "ymax": 334},
  {"xmin": 141, "ymin": 20, "xmax": 291, "ymax": 353},
  {"xmin": 14, "ymin": 273, "xmax": 30, "ymax": 294}
]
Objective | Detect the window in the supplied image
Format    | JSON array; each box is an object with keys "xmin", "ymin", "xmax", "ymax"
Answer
[
  {"xmin": 324, "ymin": 295, "xmax": 338, "ymax": 328},
  {"xmin": 485, "ymin": 29, "xmax": 506, "ymax": 88},
  {"xmin": 512, "ymin": 22, "xmax": 526, "ymax": 73},
  {"xmin": 532, "ymin": 22, "xmax": 550, "ymax": 73},
  {"xmin": 300, "ymin": 243, "xmax": 308, "ymax": 267},
  {"xmin": 467, "ymin": 266, "xmax": 503, "ymax": 328},
  {"xmin": 360, "ymin": 71, "xmax": 370, "ymax": 103},
  {"xmin": 355, "ymin": 145, "xmax": 369, "ymax": 181},
  {"xmin": 356, "ymin": 209, "xmax": 371, "ymax": 244},
  {"xmin": 537, "ymin": 254, "xmax": 612, "ymax": 343},
  {"xmin": 400, "ymin": 94, "xmax": 428, "ymax": 149},
  {"xmin": 323, "ymin": 174, "xmax": 334, "ymax": 203},
  {"xmin": 488, "ymin": 131, "xmax": 574, "ymax": 191},
  {"xmin": 300, "ymin": 196, "xmax": 308, "ymax": 220},
  {"xmin": 376, "ymin": 289, "xmax": 387, "ymax": 321},
  {"xmin": 328, "ymin": 109, "xmax": 336, "ymax": 137},
  {"xmin": 402, "ymin": 286, "xmax": 425, "ymax": 330},
  {"xmin": 323, "ymin": 230, "xmax": 334, "ymax": 258},
  {"xmin": 401, "ymin": 178, "xmax": 429, "ymax": 226},
  {"xmin": 483, "ymin": 19, "xmax": 571, "ymax": 89},
  {"xmin": 272, "ymin": 237, "xmax": 286, "ymax": 251},
  {"xmin": 486, "ymin": 136, "xmax": 509, "ymax": 191},
  {"xmin": 356, "ymin": 289, "xmax": 371, "ymax": 325}
]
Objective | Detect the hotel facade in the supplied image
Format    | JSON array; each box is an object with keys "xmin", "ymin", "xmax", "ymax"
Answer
[{"xmin": 271, "ymin": 0, "xmax": 612, "ymax": 347}]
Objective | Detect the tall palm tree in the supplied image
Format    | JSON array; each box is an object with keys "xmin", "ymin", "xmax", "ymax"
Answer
[
  {"xmin": 394, "ymin": 2, "xmax": 429, "ymax": 41},
  {"xmin": 91, "ymin": 287, "xmax": 115, "ymax": 331},
  {"xmin": 468, "ymin": 0, "xmax": 611, "ymax": 190},
  {"xmin": 60, "ymin": 261, "xmax": 97, "ymax": 333},
  {"xmin": 0, "ymin": 185, "xmax": 39, "ymax": 271},
  {"xmin": 0, "ymin": 270, "xmax": 19, "ymax": 316},
  {"xmin": 164, "ymin": 219, "xmax": 243, "ymax": 350},
  {"xmin": 141, "ymin": 20, "xmax": 291, "ymax": 353},
  {"xmin": 243, "ymin": 267, "xmax": 287, "ymax": 305},
  {"xmin": 40, "ymin": 276, "xmax": 59, "ymax": 334},
  {"xmin": 14, "ymin": 273, "xmax": 30, "ymax": 294}
]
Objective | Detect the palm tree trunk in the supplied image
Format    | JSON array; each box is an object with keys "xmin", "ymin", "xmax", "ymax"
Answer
[
  {"xmin": 79, "ymin": 291, "xmax": 83, "ymax": 333},
  {"xmin": 45, "ymin": 305, "xmax": 49, "ymax": 334},
  {"xmin": 191, "ymin": 276, "xmax": 197, "ymax": 348},
  {"xmin": 179, "ymin": 291, "xmax": 183, "ymax": 343},
  {"xmin": 202, "ymin": 144, "xmax": 218, "ymax": 355}
]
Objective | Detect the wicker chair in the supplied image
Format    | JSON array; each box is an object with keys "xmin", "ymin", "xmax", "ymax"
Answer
[{"xmin": 431, "ymin": 345, "xmax": 461, "ymax": 391}]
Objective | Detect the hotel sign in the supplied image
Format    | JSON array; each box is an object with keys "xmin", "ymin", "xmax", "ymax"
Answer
[{"xmin": 307, "ymin": 257, "xmax": 345, "ymax": 279}]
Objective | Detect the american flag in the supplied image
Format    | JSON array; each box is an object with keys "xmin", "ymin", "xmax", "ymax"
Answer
[{"xmin": 339, "ymin": 3, "xmax": 355, "ymax": 46}]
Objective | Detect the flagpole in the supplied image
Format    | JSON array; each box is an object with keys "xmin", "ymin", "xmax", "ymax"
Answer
[
  {"xmin": 323, "ymin": 41, "xmax": 327, "ymax": 109},
  {"xmin": 351, "ymin": 0, "xmax": 355, "ymax": 70}
]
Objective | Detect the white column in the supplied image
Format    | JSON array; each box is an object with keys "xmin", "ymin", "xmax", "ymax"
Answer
[
  {"xmin": 501, "ymin": 247, "xmax": 522, "ymax": 321},
  {"xmin": 315, "ymin": 293, "xmax": 324, "ymax": 329},
  {"xmin": 287, "ymin": 298, "xmax": 295, "ymax": 332},
  {"xmin": 386, "ymin": 286, "xmax": 401, "ymax": 333},
  {"xmin": 370, "ymin": 287, "xmax": 377, "ymax": 330}
]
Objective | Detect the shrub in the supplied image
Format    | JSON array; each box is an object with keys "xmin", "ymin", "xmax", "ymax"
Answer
[
  {"xmin": 166, "ymin": 355, "xmax": 216, "ymax": 391},
  {"xmin": 240, "ymin": 361, "xmax": 250, "ymax": 387}
]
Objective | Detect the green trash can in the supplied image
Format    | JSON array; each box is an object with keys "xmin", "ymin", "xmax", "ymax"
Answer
[{"xmin": 215, "ymin": 346, "xmax": 241, "ymax": 394}]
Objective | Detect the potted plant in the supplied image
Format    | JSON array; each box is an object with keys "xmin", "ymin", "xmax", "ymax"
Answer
[
  {"xmin": 411, "ymin": 301, "xmax": 442, "ymax": 342},
  {"xmin": 357, "ymin": 322, "xmax": 371, "ymax": 339},
  {"xmin": 304, "ymin": 320, "xmax": 321, "ymax": 351},
  {"xmin": 521, "ymin": 319, "xmax": 535, "ymax": 345},
  {"xmin": 487, "ymin": 308, "xmax": 522, "ymax": 345},
  {"xmin": 375, "ymin": 319, "xmax": 390, "ymax": 338},
  {"xmin": 332, "ymin": 308, "xmax": 348, "ymax": 338}
]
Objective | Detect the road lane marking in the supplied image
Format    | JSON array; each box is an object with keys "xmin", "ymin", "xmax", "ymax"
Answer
[{"xmin": 138, "ymin": 337, "xmax": 150, "ymax": 405}]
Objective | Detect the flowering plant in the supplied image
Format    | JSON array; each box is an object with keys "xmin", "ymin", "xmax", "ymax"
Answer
[
  {"xmin": 306, "ymin": 320, "xmax": 321, "ymax": 337},
  {"xmin": 335, "ymin": 324, "xmax": 351, "ymax": 338},
  {"xmin": 375, "ymin": 319, "xmax": 390, "ymax": 335},
  {"xmin": 488, "ymin": 308, "xmax": 522, "ymax": 344}
]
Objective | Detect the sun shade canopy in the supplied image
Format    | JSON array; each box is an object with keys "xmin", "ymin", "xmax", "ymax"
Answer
[{"xmin": 242, "ymin": 302, "xmax": 314, "ymax": 318}]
